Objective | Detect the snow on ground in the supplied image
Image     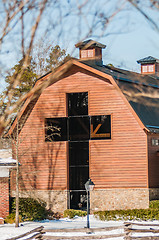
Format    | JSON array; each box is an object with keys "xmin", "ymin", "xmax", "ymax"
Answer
[
  {"xmin": 1, "ymin": 215, "xmax": 159, "ymax": 240},
  {"xmin": 0, "ymin": 215, "xmax": 123, "ymax": 240}
]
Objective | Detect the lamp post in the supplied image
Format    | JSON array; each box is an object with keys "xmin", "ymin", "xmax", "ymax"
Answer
[{"xmin": 85, "ymin": 178, "xmax": 95, "ymax": 229}]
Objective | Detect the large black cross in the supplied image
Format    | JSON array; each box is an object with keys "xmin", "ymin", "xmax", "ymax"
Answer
[{"xmin": 45, "ymin": 92, "xmax": 111, "ymax": 142}]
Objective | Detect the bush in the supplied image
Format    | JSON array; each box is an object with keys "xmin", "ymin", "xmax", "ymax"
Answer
[
  {"xmin": 46, "ymin": 209, "xmax": 63, "ymax": 220},
  {"xmin": 94, "ymin": 201, "xmax": 159, "ymax": 221},
  {"xmin": 5, "ymin": 213, "xmax": 22, "ymax": 224},
  {"xmin": 11, "ymin": 198, "xmax": 48, "ymax": 221},
  {"xmin": 64, "ymin": 209, "xmax": 87, "ymax": 219},
  {"xmin": 149, "ymin": 200, "xmax": 159, "ymax": 209}
]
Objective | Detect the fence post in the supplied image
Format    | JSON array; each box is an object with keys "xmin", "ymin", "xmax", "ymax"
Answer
[{"xmin": 124, "ymin": 222, "xmax": 132, "ymax": 240}]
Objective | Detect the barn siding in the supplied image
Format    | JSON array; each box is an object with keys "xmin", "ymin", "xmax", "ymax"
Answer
[{"xmin": 11, "ymin": 66, "xmax": 148, "ymax": 204}]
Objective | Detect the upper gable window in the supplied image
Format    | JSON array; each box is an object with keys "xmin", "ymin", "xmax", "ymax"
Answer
[{"xmin": 68, "ymin": 92, "xmax": 88, "ymax": 116}]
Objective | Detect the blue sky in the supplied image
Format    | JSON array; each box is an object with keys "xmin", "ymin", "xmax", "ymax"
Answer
[
  {"xmin": 100, "ymin": 1, "xmax": 159, "ymax": 72},
  {"xmin": 0, "ymin": 0, "xmax": 159, "ymax": 91},
  {"xmin": 67, "ymin": 0, "xmax": 159, "ymax": 72}
]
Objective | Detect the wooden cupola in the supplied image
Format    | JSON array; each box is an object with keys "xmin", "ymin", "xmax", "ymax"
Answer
[
  {"xmin": 75, "ymin": 39, "xmax": 106, "ymax": 66},
  {"xmin": 137, "ymin": 56, "xmax": 159, "ymax": 75}
]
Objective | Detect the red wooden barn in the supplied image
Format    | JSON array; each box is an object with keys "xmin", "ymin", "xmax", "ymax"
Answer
[{"xmin": 9, "ymin": 40, "xmax": 159, "ymax": 212}]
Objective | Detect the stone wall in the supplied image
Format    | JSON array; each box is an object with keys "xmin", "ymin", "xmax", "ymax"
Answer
[
  {"xmin": 90, "ymin": 188, "xmax": 149, "ymax": 211},
  {"xmin": 11, "ymin": 190, "xmax": 68, "ymax": 213},
  {"xmin": 0, "ymin": 178, "xmax": 9, "ymax": 219},
  {"xmin": 11, "ymin": 188, "xmax": 150, "ymax": 213}
]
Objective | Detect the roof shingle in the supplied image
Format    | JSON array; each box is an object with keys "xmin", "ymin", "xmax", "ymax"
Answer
[{"xmin": 137, "ymin": 56, "xmax": 159, "ymax": 64}]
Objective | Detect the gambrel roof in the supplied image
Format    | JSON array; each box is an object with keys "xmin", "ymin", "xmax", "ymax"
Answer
[{"xmin": 8, "ymin": 58, "xmax": 159, "ymax": 134}]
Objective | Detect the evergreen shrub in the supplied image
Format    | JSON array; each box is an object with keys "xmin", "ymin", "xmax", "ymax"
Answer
[
  {"xmin": 5, "ymin": 213, "xmax": 22, "ymax": 224},
  {"xmin": 11, "ymin": 197, "xmax": 48, "ymax": 221},
  {"xmin": 149, "ymin": 200, "xmax": 159, "ymax": 209},
  {"xmin": 94, "ymin": 200, "xmax": 159, "ymax": 221},
  {"xmin": 64, "ymin": 209, "xmax": 87, "ymax": 218}
]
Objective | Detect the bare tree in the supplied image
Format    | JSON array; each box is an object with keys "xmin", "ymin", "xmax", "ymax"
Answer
[
  {"xmin": 15, "ymin": 113, "xmax": 20, "ymax": 227},
  {"xmin": 127, "ymin": 0, "xmax": 159, "ymax": 33},
  {"xmin": 0, "ymin": 0, "xmax": 159, "ymax": 135},
  {"xmin": 8, "ymin": 109, "xmax": 60, "ymax": 227},
  {"xmin": 7, "ymin": 105, "xmax": 31, "ymax": 227},
  {"xmin": 0, "ymin": 0, "xmax": 49, "ymax": 134}
]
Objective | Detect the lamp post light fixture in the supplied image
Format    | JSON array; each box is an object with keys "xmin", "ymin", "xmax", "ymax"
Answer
[{"xmin": 85, "ymin": 178, "xmax": 95, "ymax": 229}]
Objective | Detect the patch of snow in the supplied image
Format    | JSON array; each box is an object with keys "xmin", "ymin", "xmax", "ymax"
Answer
[
  {"xmin": 45, "ymin": 229, "xmax": 124, "ymax": 236},
  {"xmin": 1, "ymin": 216, "xmax": 159, "ymax": 240},
  {"xmin": 0, "ymin": 157, "xmax": 16, "ymax": 177},
  {"xmin": 0, "ymin": 158, "xmax": 16, "ymax": 164},
  {"xmin": 0, "ymin": 149, "xmax": 12, "ymax": 158},
  {"xmin": 132, "ymin": 232, "xmax": 159, "ymax": 237}
]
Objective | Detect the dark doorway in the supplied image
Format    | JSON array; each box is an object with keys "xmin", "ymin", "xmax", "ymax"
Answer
[
  {"xmin": 69, "ymin": 141, "xmax": 89, "ymax": 209},
  {"xmin": 68, "ymin": 92, "xmax": 89, "ymax": 210}
]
